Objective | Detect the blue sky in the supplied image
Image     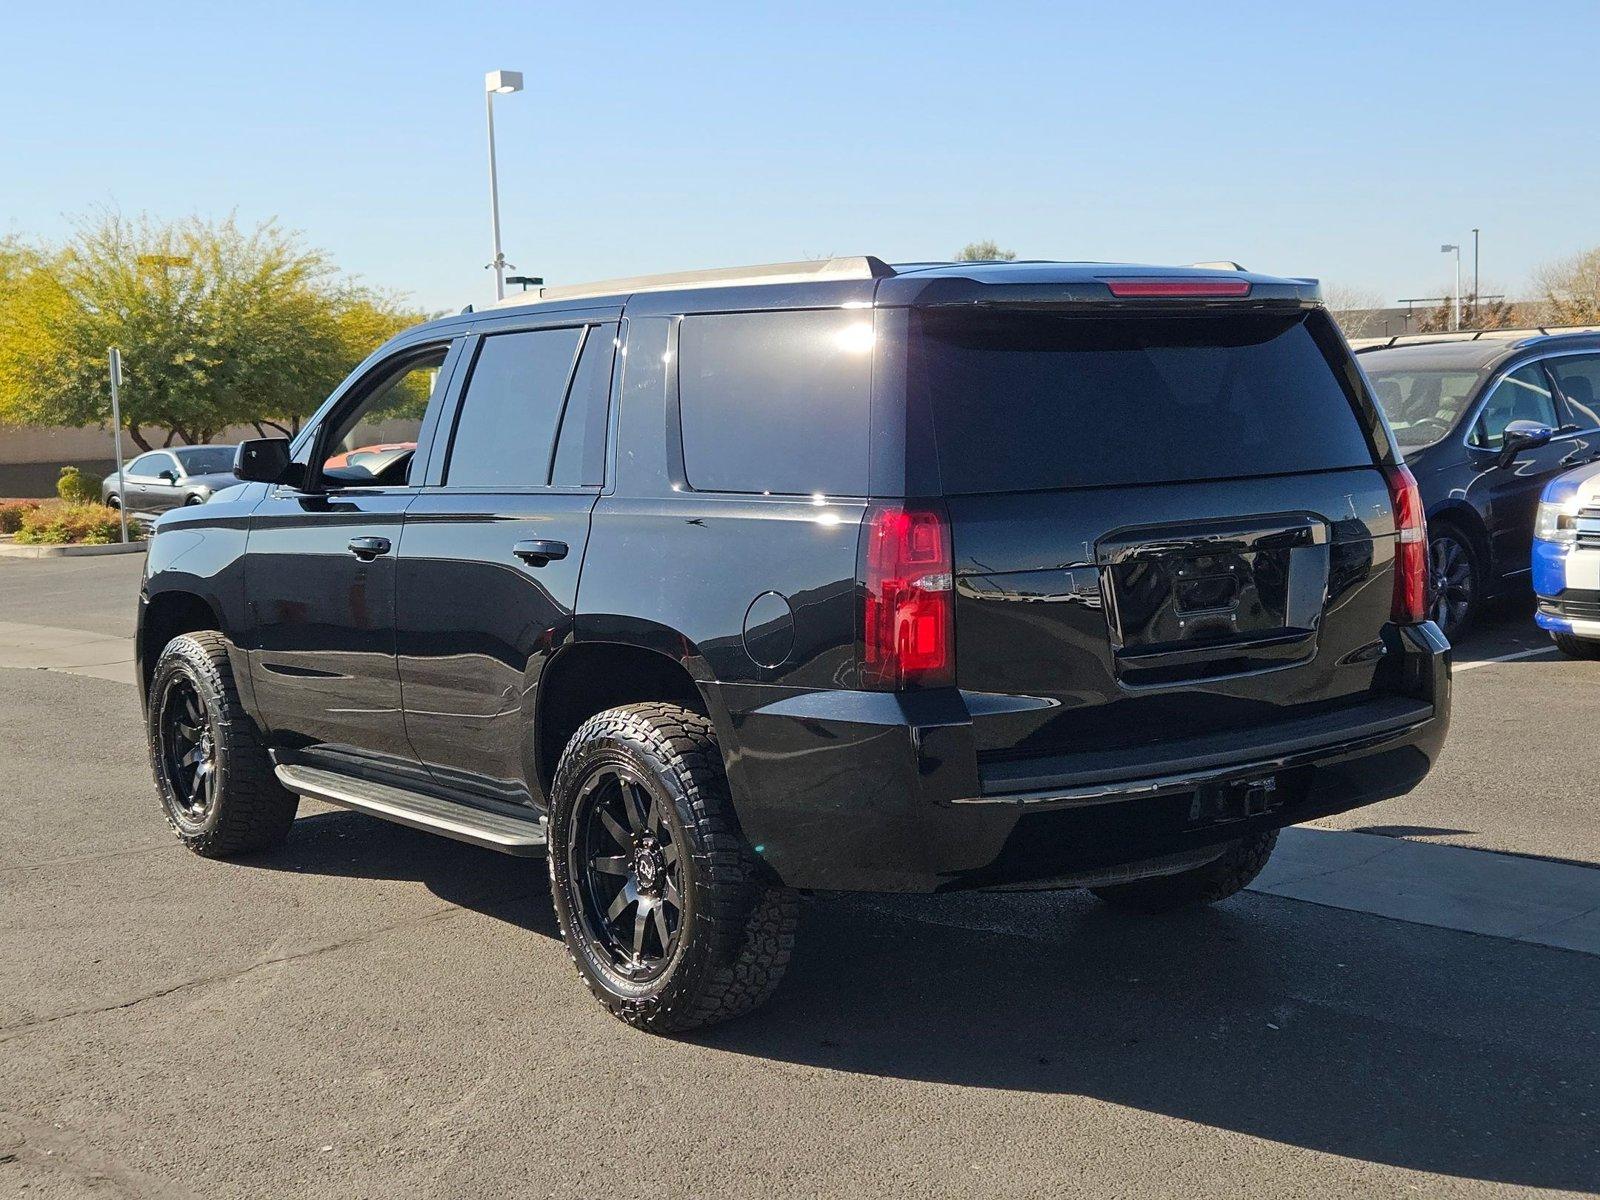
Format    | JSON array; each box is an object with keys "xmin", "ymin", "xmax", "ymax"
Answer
[{"xmin": 3, "ymin": 0, "xmax": 1595, "ymax": 313}]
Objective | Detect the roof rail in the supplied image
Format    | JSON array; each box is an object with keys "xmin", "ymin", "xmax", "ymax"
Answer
[
  {"xmin": 1349, "ymin": 324, "xmax": 1600, "ymax": 352},
  {"xmin": 493, "ymin": 256, "xmax": 896, "ymax": 308}
]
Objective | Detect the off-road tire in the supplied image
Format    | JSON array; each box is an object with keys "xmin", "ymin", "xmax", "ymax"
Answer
[
  {"xmin": 1552, "ymin": 631, "xmax": 1600, "ymax": 660},
  {"xmin": 547, "ymin": 702, "xmax": 798, "ymax": 1033},
  {"xmin": 1090, "ymin": 831, "xmax": 1279, "ymax": 914},
  {"xmin": 147, "ymin": 631, "xmax": 298, "ymax": 856}
]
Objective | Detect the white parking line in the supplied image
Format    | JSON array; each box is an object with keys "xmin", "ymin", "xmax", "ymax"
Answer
[{"xmin": 1455, "ymin": 645, "xmax": 1560, "ymax": 671}]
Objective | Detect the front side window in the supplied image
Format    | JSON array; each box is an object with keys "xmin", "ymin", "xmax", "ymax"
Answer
[
  {"xmin": 444, "ymin": 328, "xmax": 584, "ymax": 488},
  {"xmin": 319, "ymin": 349, "xmax": 446, "ymax": 487},
  {"xmin": 1470, "ymin": 363, "xmax": 1559, "ymax": 449},
  {"xmin": 1548, "ymin": 355, "xmax": 1600, "ymax": 429},
  {"xmin": 677, "ymin": 309, "xmax": 872, "ymax": 496}
]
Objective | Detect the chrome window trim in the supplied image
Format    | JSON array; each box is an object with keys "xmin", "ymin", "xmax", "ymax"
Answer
[{"xmin": 1457, "ymin": 349, "xmax": 1600, "ymax": 452}]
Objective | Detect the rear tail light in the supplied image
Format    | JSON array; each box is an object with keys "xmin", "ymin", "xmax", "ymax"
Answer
[
  {"xmin": 1103, "ymin": 277, "xmax": 1252, "ymax": 298},
  {"xmin": 1385, "ymin": 463, "xmax": 1428, "ymax": 624},
  {"xmin": 859, "ymin": 504, "xmax": 955, "ymax": 689}
]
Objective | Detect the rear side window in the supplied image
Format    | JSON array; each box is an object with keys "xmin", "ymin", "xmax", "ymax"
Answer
[
  {"xmin": 678, "ymin": 309, "xmax": 872, "ymax": 495},
  {"xmin": 446, "ymin": 328, "xmax": 583, "ymax": 487},
  {"xmin": 912, "ymin": 311, "xmax": 1376, "ymax": 493},
  {"xmin": 550, "ymin": 325, "xmax": 616, "ymax": 487},
  {"xmin": 1548, "ymin": 355, "xmax": 1600, "ymax": 428}
]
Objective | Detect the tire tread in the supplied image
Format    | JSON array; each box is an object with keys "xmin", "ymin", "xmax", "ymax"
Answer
[
  {"xmin": 148, "ymin": 631, "xmax": 297, "ymax": 856},
  {"xmin": 548, "ymin": 702, "xmax": 797, "ymax": 1033}
]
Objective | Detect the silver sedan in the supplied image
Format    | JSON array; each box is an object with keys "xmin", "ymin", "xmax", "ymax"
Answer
[{"xmin": 102, "ymin": 446, "xmax": 239, "ymax": 516}]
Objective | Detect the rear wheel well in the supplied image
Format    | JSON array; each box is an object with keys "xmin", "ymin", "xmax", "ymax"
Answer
[
  {"xmin": 141, "ymin": 592, "xmax": 222, "ymax": 691},
  {"xmin": 1428, "ymin": 506, "xmax": 1491, "ymax": 584},
  {"xmin": 537, "ymin": 642, "xmax": 708, "ymax": 792}
]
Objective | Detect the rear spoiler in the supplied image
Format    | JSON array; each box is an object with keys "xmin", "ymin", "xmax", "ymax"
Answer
[{"xmin": 879, "ymin": 275, "xmax": 1323, "ymax": 309}]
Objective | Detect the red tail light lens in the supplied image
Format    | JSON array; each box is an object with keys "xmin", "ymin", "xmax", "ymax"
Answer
[
  {"xmin": 859, "ymin": 504, "xmax": 955, "ymax": 689},
  {"xmin": 1103, "ymin": 277, "xmax": 1252, "ymax": 298},
  {"xmin": 1386, "ymin": 463, "xmax": 1429, "ymax": 624}
]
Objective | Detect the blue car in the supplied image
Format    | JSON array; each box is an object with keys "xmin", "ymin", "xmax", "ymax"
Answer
[{"xmin": 1533, "ymin": 462, "xmax": 1600, "ymax": 658}]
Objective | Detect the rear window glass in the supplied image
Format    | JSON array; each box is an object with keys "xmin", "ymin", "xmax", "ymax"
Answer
[
  {"xmin": 912, "ymin": 311, "xmax": 1375, "ymax": 493},
  {"xmin": 175, "ymin": 447, "xmax": 235, "ymax": 474},
  {"xmin": 678, "ymin": 309, "xmax": 872, "ymax": 495}
]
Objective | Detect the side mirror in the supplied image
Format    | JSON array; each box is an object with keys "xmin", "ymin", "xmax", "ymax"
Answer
[
  {"xmin": 158, "ymin": 468, "xmax": 178, "ymax": 483},
  {"xmin": 1497, "ymin": 419, "xmax": 1555, "ymax": 468},
  {"xmin": 233, "ymin": 438, "xmax": 302, "ymax": 486}
]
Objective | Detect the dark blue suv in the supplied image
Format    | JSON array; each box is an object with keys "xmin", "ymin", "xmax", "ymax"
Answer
[{"xmin": 1357, "ymin": 331, "xmax": 1600, "ymax": 638}]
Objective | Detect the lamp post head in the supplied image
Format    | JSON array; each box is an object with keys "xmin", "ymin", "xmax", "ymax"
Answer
[{"xmin": 486, "ymin": 69, "xmax": 524, "ymax": 95}]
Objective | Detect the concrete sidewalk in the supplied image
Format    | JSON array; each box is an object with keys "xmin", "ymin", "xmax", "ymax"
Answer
[
  {"xmin": 0, "ymin": 621, "xmax": 134, "ymax": 684},
  {"xmin": 1258, "ymin": 827, "xmax": 1600, "ymax": 957}
]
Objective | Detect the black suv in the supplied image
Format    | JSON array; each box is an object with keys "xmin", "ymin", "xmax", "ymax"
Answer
[
  {"xmin": 1356, "ymin": 330, "xmax": 1600, "ymax": 637},
  {"xmin": 137, "ymin": 258, "xmax": 1451, "ymax": 1031}
]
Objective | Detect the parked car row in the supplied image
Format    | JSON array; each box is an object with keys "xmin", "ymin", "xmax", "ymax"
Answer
[
  {"xmin": 101, "ymin": 441, "xmax": 418, "ymax": 517},
  {"xmin": 1356, "ymin": 329, "xmax": 1600, "ymax": 641}
]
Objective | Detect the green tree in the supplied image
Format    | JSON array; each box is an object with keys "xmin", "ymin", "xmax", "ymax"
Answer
[
  {"xmin": 0, "ymin": 212, "xmax": 425, "ymax": 450},
  {"xmin": 954, "ymin": 239, "xmax": 1017, "ymax": 262}
]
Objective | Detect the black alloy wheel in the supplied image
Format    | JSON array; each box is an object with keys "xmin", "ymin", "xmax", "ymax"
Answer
[
  {"xmin": 158, "ymin": 674, "xmax": 217, "ymax": 825},
  {"xmin": 547, "ymin": 703, "xmax": 798, "ymax": 1032},
  {"xmin": 1429, "ymin": 528, "xmax": 1476, "ymax": 638},
  {"xmin": 146, "ymin": 631, "xmax": 299, "ymax": 856},
  {"xmin": 569, "ymin": 765, "xmax": 685, "ymax": 980}
]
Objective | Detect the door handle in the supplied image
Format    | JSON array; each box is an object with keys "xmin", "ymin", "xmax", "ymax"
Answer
[
  {"xmin": 347, "ymin": 535, "xmax": 391, "ymax": 560},
  {"xmin": 513, "ymin": 538, "xmax": 568, "ymax": 567}
]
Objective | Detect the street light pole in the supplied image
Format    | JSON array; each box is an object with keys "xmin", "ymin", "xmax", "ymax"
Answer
[
  {"xmin": 483, "ymin": 69, "xmax": 524, "ymax": 303},
  {"xmin": 1441, "ymin": 243, "xmax": 1461, "ymax": 331}
]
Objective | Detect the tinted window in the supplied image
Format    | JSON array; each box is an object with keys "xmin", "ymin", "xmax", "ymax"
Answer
[
  {"xmin": 175, "ymin": 447, "xmax": 235, "ymax": 474},
  {"xmin": 914, "ymin": 311, "xmax": 1374, "ymax": 493},
  {"xmin": 1470, "ymin": 363, "xmax": 1558, "ymax": 448},
  {"xmin": 551, "ymin": 325, "xmax": 616, "ymax": 487},
  {"xmin": 1548, "ymin": 355, "xmax": 1600, "ymax": 428},
  {"xmin": 126, "ymin": 452, "xmax": 169, "ymax": 477},
  {"xmin": 678, "ymin": 309, "xmax": 872, "ymax": 495},
  {"xmin": 447, "ymin": 328, "xmax": 583, "ymax": 487}
]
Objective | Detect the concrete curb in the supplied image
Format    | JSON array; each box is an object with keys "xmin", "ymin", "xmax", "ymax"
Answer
[{"xmin": 0, "ymin": 539, "xmax": 147, "ymax": 559}]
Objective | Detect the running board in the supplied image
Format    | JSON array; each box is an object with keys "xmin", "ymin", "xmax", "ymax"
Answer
[{"xmin": 274, "ymin": 764, "xmax": 547, "ymax": 856}]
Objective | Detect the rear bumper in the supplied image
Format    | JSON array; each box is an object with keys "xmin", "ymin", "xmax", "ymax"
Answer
[{"xmin": 716, "ymin": 622, "xmax": 1450, "ymax": 893}]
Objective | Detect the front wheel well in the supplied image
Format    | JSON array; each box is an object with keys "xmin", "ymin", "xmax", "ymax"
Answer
[
  {"xmin": 536, "ymin": 642, "xmax": 709, "ymax": 792},
  {"xmin": 140, "ymin": 592, "xmax": 222, "ymax": 692}
]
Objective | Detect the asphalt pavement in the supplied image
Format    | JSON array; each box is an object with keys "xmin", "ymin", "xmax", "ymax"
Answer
[{"xmin": 1, "ymin": 555, "xmax": 1596, "ymax": 1198}]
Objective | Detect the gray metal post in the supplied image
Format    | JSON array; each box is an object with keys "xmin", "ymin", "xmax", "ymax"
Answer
[
  {"xmin": 107, "ymin": 348, "xmax": 129, "ymax": 544},
  {"xmin": 486, "ymin": 88, "xmax": 506, "ymax": 301}
]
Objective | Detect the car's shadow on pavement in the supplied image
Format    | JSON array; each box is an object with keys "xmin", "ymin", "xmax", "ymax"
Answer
[{"xmin": 255, "ymin": 808, "xmax": 1599, "ymax": 1194}]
